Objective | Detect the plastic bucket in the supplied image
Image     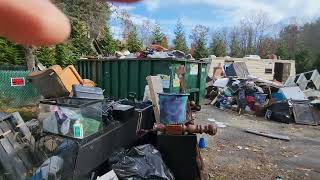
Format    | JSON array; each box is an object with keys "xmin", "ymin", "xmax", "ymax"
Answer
[{"xmin": 159, "ymin": 93, "xmax": 189, "ymax": 125}]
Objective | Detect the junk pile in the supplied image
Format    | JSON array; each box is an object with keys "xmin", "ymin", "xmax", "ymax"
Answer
[
  {"xmin": 207, "ymin": 63, "xmax": 320, "ymax": 125},
  {"xmin": 0, "ymin": 63, "xmax": 215, "ymax": 180},
  {"xmin": 88, "ymin": 44, "xmax": 196, "ymax": 60}
]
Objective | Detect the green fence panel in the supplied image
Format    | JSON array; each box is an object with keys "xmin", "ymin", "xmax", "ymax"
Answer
[{"xmin": 0, "ymin": 70, "xmax": 40, "ymax": 107}]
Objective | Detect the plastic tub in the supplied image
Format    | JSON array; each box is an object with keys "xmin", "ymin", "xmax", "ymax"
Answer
[{"xmin": 159, "ymin": 93, "xmax": 189, "ymax": 125}]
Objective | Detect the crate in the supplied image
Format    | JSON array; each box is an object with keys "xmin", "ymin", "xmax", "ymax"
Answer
[{"xmin": 39, "ymin": 97, "xmax": 103, "ymax": 140}]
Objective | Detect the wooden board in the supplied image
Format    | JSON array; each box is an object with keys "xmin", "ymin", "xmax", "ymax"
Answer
[
  {"xmin": 245, "ymin": 129, "xmax": 290, "ymax": 141},
  {"xmin": 146, "ymin": 76, "xmax": 163, "ymax": 123}
]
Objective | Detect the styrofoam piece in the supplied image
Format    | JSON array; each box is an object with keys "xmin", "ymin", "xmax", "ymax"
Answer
[
  {"xmin": 97, "ymin": 170, "xmax": 119, "ymax": 180},
  {"xmin": 213, "ymin": 78, "xmax": 229, "ymax": 88},
  {"xmin": 207, "ymin": 118, "xmax": 216, "ymax": 122},
  {"xmin": 296, "ymin": 74, "xmax": 308, "ymax": 90},
  {"xmin": 310, "ymin": 70, "xmax": 320, "ymax": 90},
  {"xmin": 279, "ymin": 87, "xmax": 308, "ymax": 101},
  {"xmin": 284, "ymin": 76, "xmax": 297, "ymax": 87},
  {"xmin": 304, "ymin": 89, "xmax": 320, "ymax": 98}
]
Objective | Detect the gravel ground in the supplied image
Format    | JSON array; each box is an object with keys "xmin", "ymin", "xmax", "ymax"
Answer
[{"xmin": 195, "ymin": 105, "xmax": 320, "ymax": 180}]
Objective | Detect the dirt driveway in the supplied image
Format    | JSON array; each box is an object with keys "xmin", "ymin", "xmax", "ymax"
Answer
[{"xmin": 195, "ymin": 105, "xmax": 320, "ymax": 180}]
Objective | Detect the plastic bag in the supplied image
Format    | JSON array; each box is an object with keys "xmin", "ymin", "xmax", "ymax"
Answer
[
  {"xmin": 28, "ymin": 156, "xmax": 64, "ymax": 180},
  {"xmin": 111, "ymin": 144, "xmax": 174, "ymax": 180}
]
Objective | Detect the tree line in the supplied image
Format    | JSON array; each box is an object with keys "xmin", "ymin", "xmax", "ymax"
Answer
[{"xmin": 0, "ymin": 1, "xmax": 319, "ymax": 73}]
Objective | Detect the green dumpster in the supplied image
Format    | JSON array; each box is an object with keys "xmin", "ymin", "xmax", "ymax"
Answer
[{"xmin": 76, "ymin": 58, "xmax": 209, "ymax": 105}]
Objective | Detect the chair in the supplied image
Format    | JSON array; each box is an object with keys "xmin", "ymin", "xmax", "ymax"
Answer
[{"xmin": 28, "ymin": 65, "xmax": 95, "ymax": 99}]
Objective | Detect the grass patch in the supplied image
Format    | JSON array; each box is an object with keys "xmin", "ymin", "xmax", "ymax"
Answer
[{"xmin": 1, "ymin": 105, "xmax": 39, "ymax": 121}]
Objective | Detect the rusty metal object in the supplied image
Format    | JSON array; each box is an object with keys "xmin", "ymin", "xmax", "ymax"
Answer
[{"xmin": 154, "ymin": 123, "xmax": 217, "ymax": 136}]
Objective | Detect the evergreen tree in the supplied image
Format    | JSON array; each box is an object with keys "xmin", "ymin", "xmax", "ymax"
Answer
[
  {"xmin": 313, "ymin": 54, "xmax": 320, "ymax": 72},
  {"xmin": 99, "ymin": 25, "xmax": 118, "ymax": 55},
  {"xmin": 190, "ymin": 25, "xmax": 209, "ymax": 59},
  {"xmin": 152, "ymin": 24, "xmax": 165, "ymax": 45},
  {"xmin": 70, "ymin": 20, "xmax": 95, "ymax": 57},
  {"xmin": 0, "ymin": 38, "xmax": 24, "ymax": 65},
  {"xmin": 173, "ymin": 20, "xmax": 189, "ymax": 53},
  {"xmin": 194, "ymin": 37, "xmax": 209, "ymax": 60},
  {"xmin": 276, "ymin": 42, "xmax": 290, "ymax": 60},
  {"xmin": 295, "ymin": 49, "xmax": 312, "ymax": 73},
  {"xmin": 55, "ymin": 43, "xmax": 76, "ymax": 67},
  {"xmin": 161, "ymin": 36, "xmax": 169, "ymax": 49},
  {"xmin": 230, "ymin": 34, "xmax": 241, "ymax": 57},
  {"xmin": 209, "ymin": 33, "xmax": 226, "ymax": 57},
  {"xmin": 36, "ymin": 47, "xmax": 56, "ymax": 67},
  {"xmin": 127, "ymin": 26, "xmax": 143, "ymax": 53}
]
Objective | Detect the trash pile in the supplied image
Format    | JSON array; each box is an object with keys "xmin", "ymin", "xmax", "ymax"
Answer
[
  {"xmin": 94, "ymin": 44, "xmax": 196, "ymax": 60},
  {"xmin": 0, "ymin": 63, "xmax": 215, "ymax": 180},
  {"xmin": 207, "ymin": 63, "xmax": 320, "ymax": 126}
]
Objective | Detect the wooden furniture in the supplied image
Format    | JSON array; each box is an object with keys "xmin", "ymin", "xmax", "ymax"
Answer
[{"xmin": 28, "ymin": 65, "xmax": 95, "ymax": 98}]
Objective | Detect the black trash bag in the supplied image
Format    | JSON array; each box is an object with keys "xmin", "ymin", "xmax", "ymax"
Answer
[
  {"xmin": 267, "ymin": 101, "xmax": 294, "ymax": 124},
  {"xmin": 111, "ymin": 144, "xmax": 175, "ymax": 180}
]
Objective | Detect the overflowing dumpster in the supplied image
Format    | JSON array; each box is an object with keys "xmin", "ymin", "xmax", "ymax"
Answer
[{"xmin": 77, "ymin": 58, "xmax": 210, "ymax": 105}]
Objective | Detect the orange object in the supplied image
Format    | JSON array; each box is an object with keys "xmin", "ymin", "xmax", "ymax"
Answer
[{"xmin": 28, "ymin": 65, "xmax": 95, "ymax": 98}]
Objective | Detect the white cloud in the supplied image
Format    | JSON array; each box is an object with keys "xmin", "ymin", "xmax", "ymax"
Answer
[
  {"xmin": 143, "ymin": 0, "xmax": 161, "ymax": 11},
  {"xmin": 110, "ymin": 4, "xmax": 136, "ymax": 12},
  {"xmin": 131, "ymin": 14, "xmax": 156, "ymax": 26},
  {"xmin": 142, "ymin": 0, "xmax": 320, "ymax": 25}
]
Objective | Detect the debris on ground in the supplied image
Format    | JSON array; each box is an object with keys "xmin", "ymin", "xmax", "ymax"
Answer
[
  {"xmin": 245, "ymin": 129, "xmax": 290, "ymax": 141},
  {"xmin": 206, "ymin": 62, "xmax": 320, "ymax": 126}
]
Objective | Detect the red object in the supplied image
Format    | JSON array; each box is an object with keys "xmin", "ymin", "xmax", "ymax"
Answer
[
  {"xmin": 11, "ymin": 77, "xmax": 25, "ymax": 86},
  {"xmin": 245, "ymin": 96, "xmax": 255, "ymax": 110}
]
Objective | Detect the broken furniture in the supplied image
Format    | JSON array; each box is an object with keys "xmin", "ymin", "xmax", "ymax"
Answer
[
  {"xmin": 28, "ymin": 65, "xmax": 95, "ymax": 99},
  {"xmin": 284, "ymin": 69, "xmax": 320, "ymax": 91},
  {"xmin": 291, "ymin": 100, "xmax": 318, "ymax": 126},
  {"xmin": 224, "ymin": 62, "xmax": 249, "ymax": 78},
  {"xmin": 0, "ymin": 113, "xmax": 38, "ymax": 180}
]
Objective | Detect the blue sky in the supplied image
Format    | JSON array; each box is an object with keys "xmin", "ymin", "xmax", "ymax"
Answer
[{"xmin": 110, "ymin": 0, "xmax": 320, "ymax": 45}]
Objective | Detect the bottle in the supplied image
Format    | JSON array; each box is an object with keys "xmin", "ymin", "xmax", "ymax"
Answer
[{"xmin": 73, "ymin": 120, "xmax": 83, "ymax": 139}]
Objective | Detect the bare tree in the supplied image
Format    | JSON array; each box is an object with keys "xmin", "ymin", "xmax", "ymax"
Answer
[
  {"xmin": 139, "ymin": 20, "xmax": 155, "ymax": 47},
  {"xmin": 24, "ymin": 46, "xmax": 35, "ymax": 71},
  {"xmin": 238, "ymin": 11, "xmax": 271, "ymax": 56},
  {"xmin": 190, "ymin": 25, "xmax": 209, "ymax": 46},
  {"xmin": 279, "ymin": 23, "xmax": 299, "ymax": 59}
]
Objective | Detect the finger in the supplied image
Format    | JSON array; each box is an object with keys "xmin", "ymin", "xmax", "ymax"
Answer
[{"xmin": 0, "ymin": 0, "xmax": 71, "ymax": 45}]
